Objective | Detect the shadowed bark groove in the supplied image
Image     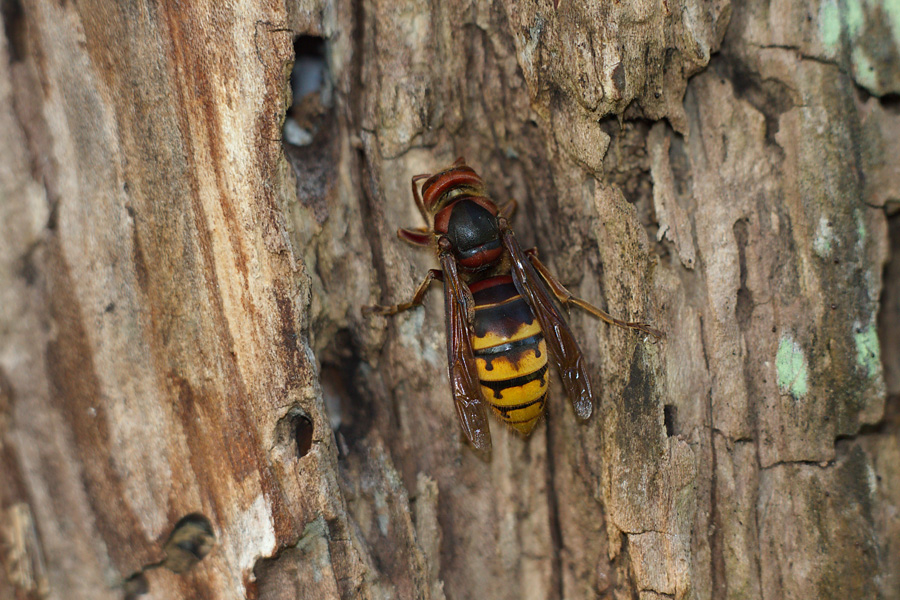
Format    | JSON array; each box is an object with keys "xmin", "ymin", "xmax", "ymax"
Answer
[{"xmin": 1, "ymin": 1, "xmax": 899, "ymax": 599}]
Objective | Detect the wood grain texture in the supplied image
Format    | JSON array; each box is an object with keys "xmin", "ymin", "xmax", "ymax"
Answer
[{"xmin": 1, "ymin": 0, "xmax": 898, "ymax": 599}]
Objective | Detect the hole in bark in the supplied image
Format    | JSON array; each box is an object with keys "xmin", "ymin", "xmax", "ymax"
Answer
[
  {"xmin": 319, "ymin": 364, "xmax": 347, "ymax": 431},
  {"xmin": 284, "ymin": 35, "xmax": 330, "ymax": 147},
  {"xmin": 294, "ymin": 414, "xmax": 314, "ymax": 457},
  {"xmin": 880, "ymin": 92, "xmax": 900, "ymax": 114},
  {"xmin": 663, "ymin": 404, "xmax": 677, "ymax": 437},
  {"xmin": 283, "ymin": 34, "xmax": 337, "ymax": 224},
  {"xmin": 162, "ymin": 513, "xmax": 215, "ymax": 574},
  {"xmin": 319, "ymin": 329, "xmax": 371, "ymax": 455},
  {"xmin": 275, "ymin": 408, "xmax": 315, "ymax": 459},
  {"xmin": 1, "ymin": 0, "xmax": 26, "ymax": 62},
  {"xmin": 123, "ymin": 572, "xmax": 149, "ymax": 600},
  {"xmin": 122, "ymin": 514, "xmax": 215, "ymax": 596}
]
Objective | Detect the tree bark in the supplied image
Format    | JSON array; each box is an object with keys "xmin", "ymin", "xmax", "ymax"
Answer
[{"xmin": 1, "ymin": 1, "xmax": 898, "ymax": 599}]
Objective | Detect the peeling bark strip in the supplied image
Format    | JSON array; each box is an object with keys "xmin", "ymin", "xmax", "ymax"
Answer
[{"xmin": 1, "ymin": 1, "xmax": 899, "ymax": 600}]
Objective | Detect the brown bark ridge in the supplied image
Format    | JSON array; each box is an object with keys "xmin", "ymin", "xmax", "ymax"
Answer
[{"xmin": 1, "ymin": 0, "xmax": 898, "ymax": 599}]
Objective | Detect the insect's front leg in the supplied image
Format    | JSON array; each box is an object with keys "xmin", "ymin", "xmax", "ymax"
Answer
[
  {"xmin": 524, "ymin": 249, "xmax": 664, "ymax": 339},
  {"xmin": 497, "ymin": 198, "xmax": 517, "ymax": 220},
  {"xmin": 397, "ymin": 227, "xmax": 432, "ymax": 246},
  {"xmin": 362, "ymin": 269, "xmax": 444, "ymax": 316}
]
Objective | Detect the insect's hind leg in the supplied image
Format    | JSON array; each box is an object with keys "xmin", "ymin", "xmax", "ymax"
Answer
[
  {"xmin": 362, "ymin": 269, "xmax": 444, "ymax": 316},
  {"xmin": 525, "ymin": 249, "xmax": 664, "ymax": 339}
]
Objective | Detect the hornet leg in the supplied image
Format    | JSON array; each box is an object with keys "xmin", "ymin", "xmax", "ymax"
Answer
[
  {"xmin": 498, "ymin": 199, "xmax": 517, "ymax": 220},
  {"xmin": 362, "ymin": 269, "xmax": 444, "ymax": 316},
  {"xmin": 411, "ymin": 174, "xmax": 431, "ymax": 222},
  {"xmin": 525, "ymin": 249, "xmax": 664, "ymax": 339}
]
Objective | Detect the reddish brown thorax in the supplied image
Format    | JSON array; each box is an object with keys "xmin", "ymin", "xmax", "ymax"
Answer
[
  {"xmin": 422, "ymin": 166, "xmax": 504, "ymax": 270},
  {"xmin": 395, "ymin": 162, "xmax": 496, "ymax": 249}
]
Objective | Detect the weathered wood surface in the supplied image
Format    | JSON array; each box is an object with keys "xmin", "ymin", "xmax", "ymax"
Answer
[{"xmin": 1, "ymin": 0, "xmax": 899, "ymax": 599}]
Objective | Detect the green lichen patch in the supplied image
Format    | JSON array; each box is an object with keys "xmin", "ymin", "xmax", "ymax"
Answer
[
  {"xmin": 851, "ymin": 46, "xmax": 879, "ymax": 92},
  {"xmin": 854, "ymin": 323, "xmax": 881, "ymax": 378},
  {"xmin": 818, "ymin": 0, "xmax": 868, "ymax": 49},
  {"xmin": 855, "ymin": 208, "xmax": 867, "ymax": 251},
  {"xmin": 817, "ymin": 0, "xmax": 900, "ymax": 95},
  {"xmin": 846, "ymin": 0, "xmax": 866, "ymax": 37},
  {"xmin": 776, "ymin": 335, "xmax": 809, "ymax": 399},
  {"xmin": 818, "ymin": 0, "xmax": 841, "ymax": 49}
]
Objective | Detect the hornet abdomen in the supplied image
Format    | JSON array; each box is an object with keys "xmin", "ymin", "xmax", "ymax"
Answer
[{"xmin": 469, "ymin": 275, "xmax": 549, "ymax": 435}]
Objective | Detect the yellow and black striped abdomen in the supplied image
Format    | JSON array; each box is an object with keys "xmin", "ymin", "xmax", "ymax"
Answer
[{"xmin": 469, "ymin": 276, "xmax": 549, "ymax": 435}]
